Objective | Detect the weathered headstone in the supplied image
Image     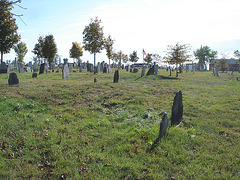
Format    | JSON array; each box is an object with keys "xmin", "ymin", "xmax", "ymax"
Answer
[
  {"xmin": 158, "ymin": 113, "xmax": 169, "ymax": 139},
  {"xmin": 8, "ymin": 72, "xmax": 19, "ymax": 86},
  {"xmin": 130, "ymin": 69, "xmax": 132, "ymax": 73},
  {"xmin": 79, "ymin": 66, "xmax": 82, "ymax": 72},
  {"xmin": 133, "ymin": 68, "xmax": 138, "ymax": 73},
  {"xmin": 32, "ymin": 72, "xmax": 37, "ymax": 78},
  {"xmin": 113, "ymin": 70, "xmax": 119, "ymax": 83},
  {"xmin": 0, "ymin": 62, "xmax": 8, "ymax": 74},
  {"xmin": 39, "ymin": 63, "xmax": 45, "ymax": 74},
  {"xmin": 141, "ymin": 66, "xmax": 146, "ymax": 77},
  {"xmin": 26, "ymin": 67, "xmax": 31, "ymax": 72},
  {"xmin": 18, "ymin": 63, "xmax": 24, "ymax": 73},
  {"xmin": 62, "ymin": 64, "xmax": 69, "ymax": 79},
  {"xmin": 103, "ymin": 66, "xmax": 107, "ymax": 73},
  {"xmin": 44, "ymin": 63, "xmax": 48, "ymax": 73},
  {"xmin": 170, "ymin": 68, "xmax": 172, "ymax": 76},
  {"xmin": 68, "ymin": 63, "xmax": 73, "ymax": 73},
  {"xmin": 154, "ymin": 62, "xmax": 158, "ymax": 75},
  {"xmin": 94, "ymin": 78, "xmax": 97, "ymax": 83},
  {"xmin": 63, "ymin": 58, "xmax": 68, "ymax": 65},
  {"xmin": 146, "ymin": 66, "xmax": 154, "ymax": 75},
  {"xmin": 171, "ymin": 90, "xmax": 183, "ymax": 126},
  {"xmin": 33, "ymin": 62, "xmax": 38, "ymax": 72}
]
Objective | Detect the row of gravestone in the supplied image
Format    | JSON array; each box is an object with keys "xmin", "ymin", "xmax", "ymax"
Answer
[
  {"xmin": 158, "ymin": 90, "xmax": 183, "ymax": 140},
  {"xmin": 127, "ymin": 63, "xmax": 159, "ymax": 77}
]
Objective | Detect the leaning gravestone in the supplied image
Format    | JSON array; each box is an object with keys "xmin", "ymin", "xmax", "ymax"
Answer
[
  {"xmin": 39, "ymin": 63, "xmax": 45, "ymax": 74},
  {"xmin": 8, "ymin": 72, "xmax": 19, "ymax": 86},
  {"xmin": 146, "ymin": 66, "xmax": 154, "ymax": 75},
  {"xmin": 62, "ymin": 64, "xmax": 69, "ymax": 79},
  {"xmin": 0, "ymin": 62, "xmax": 8, "ymax": 74},
  {"xmin": 32, "ymin": 72, "xmax": 37, "ymax": 78},
  {"xmin": 141, "ymin": 66, "xmax": 146, "ymax": 77},
  {"xmin": 158, "ymin": 112, "xmax": 169, "ymax": 139},
  {"xmin": 171, "ymin": 90, "xmax": 183, "ymax": 126},
  {"xmin": 113, "ymin": 70, "xmax": 119, "ymax": 83}
]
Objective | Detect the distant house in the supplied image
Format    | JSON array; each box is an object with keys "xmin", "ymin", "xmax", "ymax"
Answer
[{"xmin": 209, "ymin": 58, "xmax": 239, "ymax": 71}]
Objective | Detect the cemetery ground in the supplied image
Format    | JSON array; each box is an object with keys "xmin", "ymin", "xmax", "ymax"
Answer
[{"xmin": 0, "ymin": 68, "xmax": 239, "ymax": 179}]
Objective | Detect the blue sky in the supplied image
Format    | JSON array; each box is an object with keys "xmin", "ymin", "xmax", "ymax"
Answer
[{"xmin": 4, "ymin": 0, "xmax": 240, "ymax": 64}]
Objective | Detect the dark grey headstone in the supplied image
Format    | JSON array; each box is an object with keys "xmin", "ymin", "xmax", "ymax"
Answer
[
  {"xmin": 62, "ymin": 64, "xmax": 69, "ymax": 79},
  {"xmin": 33, "ymin": 62, "xmax": 38, "ymax": 72},
  {"xmin": 44, "ymin": 63, "xmax": 48, "ymax": 73},
  {"xmin": 130, "ymin": 69, "xmax": 132, "ymax": 73},
  {"xmin": 79, "ymin": 66, "xmax": 82, "ymax": 72},
  {"xmin": 103, "ymin": 66, "xmax": 107, "ymax": 73},
  {"xmin": 141, "ymin": 66, "xmax": 146, "ymax": 77},
  {"xmin": 146, "ymin": 66, "xmax": 154, "ymax": 75},
  {"xmin": 0, "ymin": 62, "xmax": 7, "ymax": 74},
  {"xmin": 32, "ymin": 72, "xmax": 37, "ymax": 78},
  {"xmin": 113, "ymin": 70, "xmax": 119, "ymax": 83},
  {"xmin": 18, "ymin": 63, "xmax": 24, "ymax": 73},
  {"xmin": 39, "ymin": 63, "xmax": 45, "ymax": 74},
  {"xmin": 159, "ymin": 113, "xmax": 169, "ymax": 138},
  {"xmin": 170, "ymin": 68, "xmax": 172, "ymax": 76},
  {"xmin": 171, "ymin": 91, "xmax": 183, "ymax": 126},
  {"xmin": 94, "ymin": 78, "xmax": 97, "ymax": 83},
  {"xmin": 8, "ymin": 72, "xmax": 19, "ymax": 86},
  {"xmin": 133, "ymin": 68, "xmax": 138, "ymax": 73}
]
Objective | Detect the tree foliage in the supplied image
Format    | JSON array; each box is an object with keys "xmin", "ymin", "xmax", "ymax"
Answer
[
  {"xmin": 165, "ymin": 43, "xmax": 191, "ymax": 65},
  {"xmin": 14, "ymin": 41, "xmax": 27, "ymax": 63},
  {"xmin": 32, "ymin": 36, "xmax": 44, "ymax": 61},
  {"xmin": 42, "ymin": 34, "xmax": 57, "ymax": 64},
  {"xmin": 194, "ymin": 45, "xmax": 217, "ymax": 65},
  {"xmin": 152, "ymin": 54, "xmax": 161, "ymax": 63},
  {"xmin": 0, "ymin": 0, "xmax": 21, "ymax": 63},
  {"xmin": 217, "ymin": 59, "xmax": 228, "ymax": 72},
  {"xmin": 144, "ymin": 53, "xmax": 153, "ymax": 64},
  {"xmin": 114, "ymin": 51, "xmax": 128, "ymax": 65},
  {"xmin": 234, "ymin": 50, "xmax": 240, "ymax": 61},
  {"xmin": 129, "ymin": 51, "xmax": 139, "ymax": 63},
  {"xmin": 69, "ymin": 42, "xmax": 83, "ymax": 60},
  {"xmin": 104, "ymin": 35, "xmax": 114, "ymax": 65}
]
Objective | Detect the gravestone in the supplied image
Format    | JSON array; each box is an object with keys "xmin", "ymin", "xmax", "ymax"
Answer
[
  {"xmin": 126, "ymin": 65, "xmax": 129, "ymax": 71},
  {"xmin": 154, "ymin": 62, "xmax": 158, "ymax": 75},
  {"xmin": 79, "ymin": 66, "xmax": 82, "ymax": 72},
  {"xmin": 170, "ymin": 68, "xmax": 172, "ymax": 76},
  {"xmin": 26, "ymin": 67, "xmax": 31, "ymax": 72},
  {"xmin": 158, "ymin": 112, "xmax": 169, "ymax": 139},
  {"xmin": 28, "ymin": 61, "xmax": 33, "ymax": 69},
  {"xmin": 133, "ymin": 68, "xmax": 138, "ymax": 73},
  {"xmin": 39, "ymin": 63, "xmax": 45, "ymax": 74},
  {"xmin": 113, "ymin": 70, "xmax": 119, "ymax": 83},
  {"xmin": 171, "ymin": 90, "xmax": 183, "ymax": 126},
  {"xmin": 0, "ymin": 62, "xmax": 8, "ymax": 74},
  {"xmin": 94, "ymin": 78, "xmax": 97, "ymax": 83},
  {"xmin": 9, "ymin": 64, "xmax": 14, "ymax": 71},
  {"xmin": 62, "ymin": 64, "xmax": 69, "ymax": 79},
  {"xmin": 103, "ymin": 66, "xmax": 107, "ymax": 73},
  {"xmin": 63, "ymin": 58, "xmax": 68, "ymax": 65},
  {"xmin": 33, "ymin": 62, "xmax": 38, "ymax": 72},
  {"xmin": 68, "ymin": 63, "xmax": 73, "ymax": 73},
  {"xmin": 146, "ymin": 66, "xmax": 154, "ymax": 75},
  {"xmin": 44, "ymin": 63, "xmax": 48, "ymax": 73},
  {"xmin": 18, "ymin": 63, "xmax": 24, "ymax": 73},
  {"xmin": 8, "ymin": 72, "xmax": 19, "ymax": 86},
  {"xmin": 130, "ymin": 69, "xmax": 132, "ymax": 73},
  {"xmin": 32, "ymin": 72, "xmax": 37, "ymax": 78},
  {"xmin": 141, "ymin": 66, "xmax": 146, "ymax": 77}
]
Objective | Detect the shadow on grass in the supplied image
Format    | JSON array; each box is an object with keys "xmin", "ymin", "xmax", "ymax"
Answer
[{"xmin": 135, "ymin": 75, "xmax": 178, "ymax": 81}]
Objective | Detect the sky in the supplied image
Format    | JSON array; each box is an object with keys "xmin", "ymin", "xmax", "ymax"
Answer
[{"xmin": 4, "ymin": 0, "xmax": 240, "ymax": 64}]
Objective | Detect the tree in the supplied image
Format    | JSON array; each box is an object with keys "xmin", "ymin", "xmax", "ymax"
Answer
[
  {"xmin": 129, "ymin": 51, "xmax": 139, "ymax": 63},
  {"xmin": 114, "ymin": 51, "xmax": 128, "ymax": 67},
  {"xmin": 217, "ymin": 59, "xmax": 228, "ymax": 72},
  {"xmin": 69, "ymin": 42, "xmax": 83, "ymax": 63},
  {"xmin": 194, "ymin": 45, "xmax": 217, "ymax": 70},
  {"xmin": 83, "ymin": 17, "xmax": 104, "ymax": 74},
  {"xmin": 42, "ymin": 34, "xmax": 57, "ymax": 65},
  {"xmin": 14, "ymin": 41, "xmax": 27, "ymax": 63},
  {"xmin": 165, "ymin": 42, "xmax": 191, "ymax": 66},
  {"xmin": 104, "ymin": 35, "xmax": 114, "ymax": 71},
  {"xmin": 152, "ymin": 54, "xmax": 161, "ymax": 63},
  {"xmin": 0, "ymin": 0, "xmax": 21, "ymax": 64},
  {"xmin": 234, "ymin": 50, "xmax": 240, "ymax": 61},
  {"xmin": 144, "ymin": 53, "xmax": 153, "ymax": 64},
  {"xmin": 32, "ymin": 36, "xmax": 45, "ymax": 63}
]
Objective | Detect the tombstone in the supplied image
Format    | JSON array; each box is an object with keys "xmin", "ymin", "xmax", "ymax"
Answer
[
  {"xmin": 158, "ymin": 113, "xmax": 169, "ymax": 139},
  {"xmin": 103, "ymin": 66, "xmax": 107, "ymax": 73},
  {"xmin": 8, "ymin": 72, "xmax": 19, "ymax": 86},
  {"xmin": 44, "ymin": 63, "xmax": 48, "ymax": 73},
  {"xmin": 73, "ymin": 70, "xmax": 77, "ymax": 73},
  {"xmin": 154, "ymin": 62, "xmax": 158, "ymax": 75},
  {"xmin": 79, "ymin": 66, "xmax": 82, "ymax": 72},
  {"xmin": 33, "ymin": 62, "xmax": 38, "ymax": 72},
  {"xmin": 113, "ymin": 70, "xmax": 119, "ymax": 83},
  {"xmin": 26, "ymin": 67, "xmax": 31, "ymax": 72},
  {"xmin": 56, "ymin": 69, "xmax": 59, "ymax": 73},
  {"xmin": 32, "ymin": 72, "xmax": 37, "ymax": 78},
  {"xmin": 8, "ymin": 64, "xmax": 14, "ymax": 71},
  {"xmin": 171, "ymin": 90, "xmax": 183, "ymax": 126},
  {"xmin": 62, "ymin": 64, "xmax": 69, "ymax": 79},
  {"xmin": 0, "ymin": 62, "xmax": 8, "ymax": 74},
  {"xmin": 18, "ymin": 63, "xmax": 24, "ymax": 73},
  {"xmin": 28, "ymin": 61, "xmax": 33, "ymax": 69},
  {"xmin": 236, "ymin": 76, "xmax": 239, "ymax": 81},
  {"xmin": 130, "ymin": 68, "xmax": 132, "ymax": 73},
  {"xmin": 170, "ymin": 68, "xmax": 172, "ymax": 76},
  {"xmin": 39, "ymin": 63, "xmax": 45, "ymax": 74},
  {"xmin": 133, "ymin": 68, "xmax": 138, "ymax": 73},
  {"xmin": 63, "ymin": 58, "xmax": 68, "ymax": 65},
  {"xmin": 68, "ymin": 63, "xmax": 73, "ymax": 73},
  {"xmin": 141, "ymin": 66, "xmax": 146, "ymax": 77},
  {"xmin": 73, "ymin": 62, "xmax": 77, "ymax": 69},
  {"xmin": 146, "ymin": 66, "xmax": 154, "ymax": 75},
  {"xmin": 94, "ymin": 78, "xmax": 97, "ymax": 83},
  {"xmin": 126, "ymin": 65, "xmax": 129, "ymax": 72}
]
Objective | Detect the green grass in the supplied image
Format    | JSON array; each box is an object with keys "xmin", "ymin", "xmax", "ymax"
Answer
[{"xmin": 0, "ymin": 68, "xmax": 239, "ymax": 179}]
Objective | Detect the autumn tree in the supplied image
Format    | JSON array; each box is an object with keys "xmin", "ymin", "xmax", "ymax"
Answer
[
  {"xmin": 0, "ymin": 0, "xmax": 21, "ymax": 64},
  {"xmin": 129, "ymin": 51, "xmax": 139, "ymax": 63},
  {"xmin": 165, "ymin": 42, "xmax": 191, "ymax": 66},
  {"xmin": 83, "ymin": 17, "xmax": 104, "ymax": 74},
  {"xmin": 42, "ymin": 34, "xmax": 57, "ymax": 65},
  {"xmin": 194, "ymin": 45, "xmax": 217, "ymax": 70},
  {"xmin": 32, "ymin": 36, "xmax": 45, "ymax": 63},
  {"xmin": 70, "ymin": 42, "xmax": 83, "ymax": 63},
  {"xmin": 104, "ymin": 35, "xmax": 114, "ymax": 71},
  {"xmin": 114, "ymin": 51, "xmax": 128, "ymax": 67},
  {"xmin": 14, "ymin": 41, "xmax": 28, "ymax": 63},
  {"xmin": 152, "ymin": 54, "xmax": 161, "ymax": 63},
  {"xmin": 144, "ymin": 53, "xmax": 153, "ymax": 64}
]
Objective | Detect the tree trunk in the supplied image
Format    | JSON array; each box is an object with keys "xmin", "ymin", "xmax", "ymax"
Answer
[
  {"xmin": 94, "ymin": 52, "xmax": 96, "ymax": 74},
  {"xmin": 1, "ymin": 51, "xmax": 3, "ymax": 64}
]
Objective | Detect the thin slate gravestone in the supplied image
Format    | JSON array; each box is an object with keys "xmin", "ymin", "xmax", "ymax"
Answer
[
  {"xmin": 133, "ymin": 68, "xmax": 138, "ymax": 73},
  {"xmin": 103, "ymin": 66, "xmax": 107, "ymax": 73},
  {"xmin": 146, "ymin": 66, "xmax": 154, "ymax": 75},
  {"xmin": 33, "ymin": 62, "xmax": 38, "ymax": 72},
  {"xmin": 8, "ymin": 72, "xmax": 19, "ymax": 86},
  {"xmin": 113, "ymin": 70, "xmax": 119, "ymax": 83},
  {"xmin": 39, "ymin": 63, "xmax": 45, "ymax": 74},
  {"xmin": 158, "ymin": 113, "xmax": 169, "ymax": 139},
  {"xmin": 32, "ymin": 72, "xmax": 37, "ymax": 78},
  {"xmin": 62, "ymin": 64, "xmax": 69, "ymax": 79},
  {"xmin": 141, "ymin": 66, "xmax": 146, "ymax": 77},
  {"xmin": 0, "ymin": 62, "xmax": 7, "ymax": 74},
  {"xmin": 171, "ymin": 90, "xmax": 183, "ymax": 126}
]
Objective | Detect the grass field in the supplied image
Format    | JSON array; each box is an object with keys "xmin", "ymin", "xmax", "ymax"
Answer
[{"xmin": 0, "ymin": 68, "xmax": 239, "ymax": 179}]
